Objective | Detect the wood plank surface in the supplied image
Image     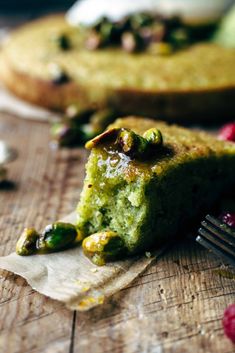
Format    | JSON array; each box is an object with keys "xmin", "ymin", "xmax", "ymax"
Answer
[{"xmin": 0, "ymin": 112, "xmax": 235, "ymax": 353}]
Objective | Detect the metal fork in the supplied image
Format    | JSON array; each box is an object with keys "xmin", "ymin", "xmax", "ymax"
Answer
[{"xmin": 196, "ymin": 214, "xmax": 235, "ymax": 267}]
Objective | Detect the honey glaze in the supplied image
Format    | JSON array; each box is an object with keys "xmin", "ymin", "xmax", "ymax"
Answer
[{"xmin": 96, "ymin": 141, "xmax": 175, "ymax": 183}]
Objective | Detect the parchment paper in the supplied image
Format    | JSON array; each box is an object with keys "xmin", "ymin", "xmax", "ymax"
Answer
[
  {"xmin": 0, "ymin": 212, "xmax": 166, "ymax": 311},
  {"xmin": 0, "ymin": 85, "xmax": 61, "ymax": 122}
]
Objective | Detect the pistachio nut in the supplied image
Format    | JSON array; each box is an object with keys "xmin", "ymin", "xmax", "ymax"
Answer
[
  {"xmin": 143, "ymin": 128, "xmax": 163, "ymax": 146},
  {"xmin": 82, "ymin": 231, "xmax": 125, "ymax": 266},
  {"xmin": 38, "ymin": 222, "xmax": 81, "ymax": 252},
  {"xmin": 16, "ymin": 228, "xmax": 40, "ymax": 256}
]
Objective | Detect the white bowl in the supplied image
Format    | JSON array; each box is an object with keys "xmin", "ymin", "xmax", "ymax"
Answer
[{"xmin": 66, "ymin": 0, "xmax": 234, "ymax": 26}]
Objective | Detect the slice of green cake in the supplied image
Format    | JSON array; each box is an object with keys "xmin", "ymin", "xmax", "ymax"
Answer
[{"xmin": 76, "ymin": 117, "xmax": 235, "ymax": 262}]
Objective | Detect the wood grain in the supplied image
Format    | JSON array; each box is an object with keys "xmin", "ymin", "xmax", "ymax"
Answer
[{"xmin": 0, "ymin": 112, "xmax": 235, "ymax": 353}]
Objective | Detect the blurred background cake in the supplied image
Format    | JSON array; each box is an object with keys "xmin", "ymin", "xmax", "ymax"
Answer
[{"xmin": 0, "ymin": 0, "xmax": 235, "ymax": 146}]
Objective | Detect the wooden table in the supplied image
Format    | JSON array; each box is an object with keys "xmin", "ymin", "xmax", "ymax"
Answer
[{"xmin": 0, "ymin": 112, "xmax": 235, "ymax": 353}]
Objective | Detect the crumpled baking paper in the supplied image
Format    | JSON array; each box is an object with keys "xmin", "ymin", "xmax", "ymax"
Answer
[
  {"xmin": 0, "ymin": 212, "xmax": 166, "ymax": 311},
  {"xmin": 0, "ymin": 84, "xmax": 61, "ymax": 122}
]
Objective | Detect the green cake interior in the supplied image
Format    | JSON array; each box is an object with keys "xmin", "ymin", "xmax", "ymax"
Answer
[{"xmin": 77, "ymin": 117, "xmax": 235, "ymax": 254}]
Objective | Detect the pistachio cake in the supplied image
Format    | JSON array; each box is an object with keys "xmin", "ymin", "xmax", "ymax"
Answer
[
  {"xmin": 76, "ymin": 117, "xmax": 235, "ymax": 259},
  {"xmin": 1, "ymin": 15, "xmax": 235, "ymax": 121}
]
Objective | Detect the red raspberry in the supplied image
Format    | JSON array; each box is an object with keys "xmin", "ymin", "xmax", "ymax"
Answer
[
  {"xmin": 220, "ymin": 213, "xmax": 235, "ymax": 228},
  {"xmin": 219, "ymin": 122, "xmax": 235, "ymax": 142},
  {"xmin": 223, "ymin": 304, "xmax": 235, "ymax": 343}
]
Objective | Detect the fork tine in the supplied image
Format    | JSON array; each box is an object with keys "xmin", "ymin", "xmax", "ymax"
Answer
[
  {"xmin": 206, "ymin": 215, "xmax": 235, "ymax": 238},
  {"xmin": 196, "ymin": 234, "xmax": 235, "ymax": 267},
  {"xmin": 201, "ymin": 219, "xmax": 235, "ymax": 248},
  {"xmin": 197, "ymin": 214, "xmax": 235, "ymax": 267},
  {"xmin": 198, "ymin": 227, "xmax": 235, "ymax": 258}
]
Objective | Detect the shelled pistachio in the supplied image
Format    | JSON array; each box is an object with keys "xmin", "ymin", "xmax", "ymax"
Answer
[
  {"xmin": 37, "ymin": 222, "xmax": 81, "ymax": 252},
  {"xmin": 85, "ymin": 127, "xmax": 119, "ymax": 149},
  {"xmin": 117, "ymin": 128, "xmax": 149, "ymax": 158},
  {"xmin": 51, "ymin": 108, "xmax": 116, "ymax": 147},
  {"xmin": 16, "ymin": 222, "xmax": 82, "ymax": 256},
  {"xmin": 86, "ymin": 127, "xmax": 163, "ymax": 159},
  {"xmin": 16, "ymin": 228, "xmax": 40, "ymax": 256},
  {"xmin": 50, "ymin": 117, "xmax": 87, "ymax": 147},
  {"xmin": 121, "ymin": 31, "xmax": 144, "ymax": 52},
  {"xmin": 51, "ymin": 33, "xmax": 71, "ymax": 50},
  {"xmin": 82, "ymin": 231, "xmax": 126, "ymax": 266},
  {"xmin": 143, "ymin": 128, "xmax": 163, "ymax": 146}
]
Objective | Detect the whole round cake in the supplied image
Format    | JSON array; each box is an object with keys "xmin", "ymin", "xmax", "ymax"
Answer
[{"xmin": 1, "ymin": 15, "xmax": 235, "ymax": 121}]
